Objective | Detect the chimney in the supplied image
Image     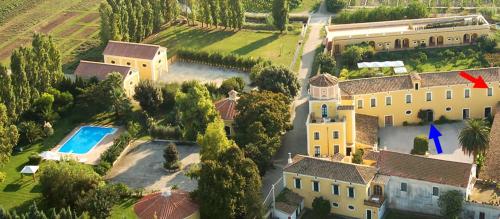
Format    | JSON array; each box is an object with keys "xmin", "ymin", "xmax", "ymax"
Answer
[
  {"xmin": 228, "ymin": 90, "xmax": 238, "ymax": 100},
  {"xmin": 373, "ymin": 143, "xmax": 378, "ymax": 152},
  {"xmin": 162, "ymin": 188, "xmax": 172, "ymax": 197},
  {"xmin": 287, "ymin": 153, "xmax": 293, "ymax": 164}
]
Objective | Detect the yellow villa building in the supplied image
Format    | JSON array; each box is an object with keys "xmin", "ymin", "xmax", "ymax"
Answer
[
  {"xmin": 306, "ymin": 68, "xmax": 499, "ymax": 159},
  {"xmin": 103, "ymin": 40, "xmax": 168, "ymax": 81},
  {"xmin": 325, "ymin": 15, "xmax": 491, "ymax": 54}
]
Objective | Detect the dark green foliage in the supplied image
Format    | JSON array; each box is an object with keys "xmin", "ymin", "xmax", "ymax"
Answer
[
  {"xmin": 477, "ymin": 35, "xmax": 497, "ymax": 53},
  {"xmin": 411, "ymin": 135, "xmax": 429, "ymax": 155},
  {"xmin": 352, "ymin": 148, "xmax": 364, "ymax": 164},
  {"xmin": 318, "ymin": 54, "xmax": 337, "ymax": 75},
  {"xmin": 177, "ymin": 49, "xmax": 267, "ymax": 71},
  {"xmin": 161, "ymin": 83, "xmax": 180, "ymax": 112},
  {"xmin": 242, "ymin": 122, "xmax": 281, "ymax": 175},
  {"xmin": 100, "ymin": 132, "xmax": 132, "ymax": 165},
  {"xmin": 79, "ymin": 184, "xmax": 129, "ymax": 218},
  {"xmin": 438, "ymin": 190, "xmax": 464, "ymax": 219},
  {"xmin": 219, "ymin": 77, "xmax": 245, "ymax": 95},
  {"xmin": 325, "ymin": 0, "xmax": 348, "ymax": 12},
  {"xmin": 406, "ymin": 1, "xmax": 429, "ymax": 19},
  {"xmin": 0, "ymin": 104, "xmax": 19, "ymax": 166},
  {"xmin": 134, "ymin": 80, "xmax": 163, "ymax": 115},
  {"xmin": 28, "ymin": 153, "xmax": 42, "ymax": 165},
  {"xmin": 272, "ymin": 0, "xmax": 289, "ymax": 32},
  {"xmin": 196, "ymin": 147, "xmax": 263, "ymax": 218},
  {"xmin": 229, "ymin": 0, "xmax": 245, "ymax": 29},
  {"xmin": 255, "ymin": 65, "xmax": 300, "ymax": 98},
  {"xmin": 149, "ymin": 124, "xmax": 181, "ymax": 139},
  {"xmin": 342, "ymin": 44, "xmax": 374, "ymax": 67},
  {"xmin": 18, "ymin": 121, "xmax": 43, "ymax": 145},
  {"xmin": 164, "ymin": 143, "xmax": 180, "ymax": 170},
  {"xmin": 333, "ymin": 4, "xmax": 428, "ymax": 24},
  {"xmin": 47, "ymin": 88, "xmax": 74, "ymax": 113},
  {"xmin": 312, "ymin": 196, "xmax": 331, "ymax": 218},
  {"xmin": 0, "ymin": 202, "xmax": 82, "ymax": 219}
]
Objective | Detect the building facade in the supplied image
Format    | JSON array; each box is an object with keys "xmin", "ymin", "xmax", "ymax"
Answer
[
  {"xmin": 325, "ymin": 15, "xmax": 490, "ymax": 54},
  {"xmin": 103, "ymin": 40, "xmax": 168, "ymax": 81},
  {"xmin": 307, "ymin": 68, "xmax": 499, "ymax": 158}
]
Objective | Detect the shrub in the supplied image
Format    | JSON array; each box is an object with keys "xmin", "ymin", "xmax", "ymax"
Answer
[
  {"xmin": 100, "ymin": 132, "xmax": 132, "ymax": 165},
  {"xmin": 177, "ymin": 49, "xmax": 269, "ymax": 71},
  {"xmin": 352, "ymin": 148, "xmax": 364, "ymax": 164},
  {"xmin": 326, "ymin": 0, "xmax": 348, "ymax": 12},
  {"xmin": 312, "ymin": 196, "xmax": 331, "ymax": 218},
  {"xmin": 164, "ymin": 143, "xmax": 180, "ymax": 170},
  {"xmin": 149, "ymin": 124, "xmax": 181, "ymax": 140},
  {"xmin": 28, "ymin": 153, "xmax": 42, "ymax": 165},
  {"xmin": 0, "ymin": 172, "xmax": 5, "ymax": 183},
  {"xmin": 19, "ymin": 121, "xmax": 44, "ymax": 145},
  {"xmin": 477, "ymin": 35, "xmax": 497, "ymax": 53},
  {"xmin": 94, "ymin": 161, "xmax": 112, "ymax": 175},
  {"xmin": 411, "ymin": 135, "xmax": 429, "ymax": 155},
  {"xmin": 333, "ymin": 4, "xmax": 428, "ymax": 24},
  {"xmin": 438, "ymin": 190, "xmax": 464, "ymax": 219}
]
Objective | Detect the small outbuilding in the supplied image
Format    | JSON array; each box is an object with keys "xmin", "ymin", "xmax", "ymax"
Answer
[
  {"xmin": 273, "ymin": 189, "xmax": 304, "ymax": 219},
  {"xmin": 134, "ymin": 189, "xmax": 199, "ymax": 219}
]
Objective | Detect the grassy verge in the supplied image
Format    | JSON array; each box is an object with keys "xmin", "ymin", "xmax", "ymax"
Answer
[
  {"xmin": 291, "ymin": 0, "xmax": 322, "ymax": 13},
  {"xmin": 146, "ymin": 25, "xmax": 301, "ymax": 67},
  {"xmin": 293, "ymin": 26, "xmax": 311, "ymax": 72},
  {"xmin": 110, "ymin": 197, "xmax": 139, "ymax": 219}
]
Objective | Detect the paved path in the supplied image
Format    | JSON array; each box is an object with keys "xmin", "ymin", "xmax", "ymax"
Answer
[{"xmin": 261, "ymin": 2, "xmax": 332, "ymax": 197}]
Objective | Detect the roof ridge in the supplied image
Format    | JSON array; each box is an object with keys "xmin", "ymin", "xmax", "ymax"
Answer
[
  {"xmin": 295, "ymin": 155, "xmax": 376, "ymax": 168},
  {"xmin": 79, "ymin": 60, "xmax": 131, "ymax": 68},
  {"xmin": 108, "ymin": 40, "xmax": 161, "ymax": 48},
  {"xmin": 381, "ymin": 150, "xmax": 472, "ymax": 165}
]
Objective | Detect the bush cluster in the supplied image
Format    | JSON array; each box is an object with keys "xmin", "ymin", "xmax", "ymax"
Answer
[
  {"xmin": 326, "ymin": 0, "xmax": 348, "ymax": 12},
  {"xmin": 411, "ymin": 135, "xmax": 429, "ymax": 155},
  {"xmin": 95, "ymin": 132, "xmax": 132, "ymax": 175},
  {"xmin": 177, "ymin": 49, "xmax": 270, "ymax": 71},
  {"xmin": 149, "ymin": 124, "xmax": 182, "ymax": 140},
  {"xmin": 333, "ymin": 2, "xmax": 429, "ymax": 24}
]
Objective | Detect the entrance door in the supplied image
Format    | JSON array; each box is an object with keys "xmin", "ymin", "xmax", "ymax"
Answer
[
  {"xmin": 366, "ymin": 210, "xmax": 372, "ymax": 219},
  {"xmin": 346, "ymin": 147, "xmax": 352, "ymax": 156},
  {"xmin": 463, "ymin": 109, "xmax": 470, "ymax": 120},
  {"xmin": 427, "ymin": 110, "xmax": 434, "ymax": 122},
  {"xmin": 485, "ymin": 107, "xmax": 492, "ymax": 118},
  {"xmin": 384, "ymin": 115, "xmax": 393, "ymax": 127}
]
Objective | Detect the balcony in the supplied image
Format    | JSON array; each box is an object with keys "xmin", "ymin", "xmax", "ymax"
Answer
[
  {"xmin": 364, "ymin": 195, "xmax": 385, "ymax": 208},
  {"xmin": 308, "ymin": 113, "xmax": 345, "ymax": 124}
]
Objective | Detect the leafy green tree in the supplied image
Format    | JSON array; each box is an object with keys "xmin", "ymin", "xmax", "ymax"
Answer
[
  {"xmin": 459, "ymin": 119, "xmax": 490, "ymax": 162},
  {"xmin": 39, "ymin": 161, "xmax": 103, "ymax": 210},
  {"xmin": 134, "ymin": 80, "xmax": 163, "ymax": 115},
  {"xmin": 176, "ymin": 81, "xmax": 218, "ymax": 140},
  {"xmin": 79, "ymin": 185, "xmax": 119, "ymax": 219},
  {"xmin": 162, "ymin": 0, "xmax": 180, "ymax": 23},
  {"xmin": 200, "ymin": 0, "xmax": 212, "ymax": 27},
  {"xmin": 255, "ymin": 65, "xmax": 300, "ymax": 98},
  {"xmin": 208, "ymin": 0, "xmax": 219, "ymax": 27},
  {"xmin": 99, "ymin": 3, "xmax": 114, "ymax": 43},
  {"xmin": 325, "ymin": 0, "xmax": 348, "ymax": 12},
  {"xmin": 0, "ymin": 104, "xmax": 19, "ymax": 167},
  {"xmin": 218, "ymin": 0, "xmax": 229, "ymax": 27},
  {"xmin": 318, "ymin": 54, "xmax": 337, "ymax": 75},
  {"xmin": 219, "ymin": 77, "xmax": 245, "ymax": 95},
  {"xmin": 352, "ymin": 148, "xmax": 364, "ymax": 164},
  {"xmin": 197, "ymin": 118, "xmax": 234, "ymax": 161},
  {"xmin": 29, "ymin": 93, "xmax": 56, "ymax": 123},
  {"xmin": 164, "ymin": 143, "xmax": 180, "ymax": 169},
  {"xmin": 196, "ymin": 147, "xmax": 263, "ymax": 218},
  {"xmin": 272, "ymin": 0, "xmax": 289, "ymax": 32},
  {"xmin": 10, "ymin": 49, "xmax": 31, "ymax": 115},
  {"xmin": 161, "ymin": 83, "xmax": 180, "ymax": 112},
  {"xmin": 19, "ymin": 121, "xmax": 43, "ymax": 144},
  {"xmin": 411, "ymin": 135, "xmax": 429, "ymax": 155},
  {"xmin": 235, "ymin": 91, "xmax": 290, "ymax": 145},
  {"xmin": 229, "ymin": 0, "xmax": 244, "ymax": 29},
  {"xmin": 242, "ymin": 122, "xmax": 281, "ymax": 175},
  {"xmin": 477, "ymin": 35, "xmax": 497, "ymax": 53},
  {"xmin": 312, "ymin": 197, "xmax": 331, "ymax": 218},
  {"xmin": 438, "ymin": 190, "xmax": 464, "ymax": 219},
  {"xmin": 187, "ymin": 0, "xmax": 198, "ymax": 26},
  {"xmin": 47, "ymin": 88, "xmax": 73, "ymax": 113},
  {"xmin": 406, "ymin": 1, "xmax": 429, "ymax": 19}
]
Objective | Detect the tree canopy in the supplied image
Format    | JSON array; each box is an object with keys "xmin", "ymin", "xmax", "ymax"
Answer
[
  {"xmin": 197, "ymin": 118, "xmax": 235, "ymax": 161},
  {"xmin": 255, "ymin": 65, "xmax": 300, "ymax": 98},
  {"xmin": 459, "ymin": 119, "xmax": 490, "ymax": 161},
  {"xmin": 133, "ymin": 80, "xmax": 163, "ymax": 115},
  {"xmin": 272, "ymin": 0, "xmax": 289, "ymax": 32},
  {"xmin": 438, "ymin": 190, "xmax": 464, "ymax": 219}
]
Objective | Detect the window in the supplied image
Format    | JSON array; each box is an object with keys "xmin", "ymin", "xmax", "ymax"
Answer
[
  {"xmin": 142, "ymin": 64, "xmax": 147, "ymax": 67},
  {"xmin": 357, "ymin": 100, "xmax": 363, "ymax": 109},
  {"xmin": 334, "ymin": 145, "xmax": 340, "ymax": 154},
  {"xmin": 415, "ymin": 83, "xmax": 419, "ymax": 90},
  {"xmin": 346, "ymin": 147, "xmax": 352, "ymax": 156},
  {"xmin": 463, "ymin": 109, "xmax": 470, "ymax": 119},
  {"xmin": 159, "ymin": 59, "xmax": 162, "ymax": 63},
  {"xmin": 446, "ymin": 107, "xmax": 452, "ymax": 112},
  {"xmin": 332, "ymin": 202, "xmax": 339, "ymax": 208},
  {"xmin": 487, "ymin": 87, "xmax": 493, "ymax": 96},
  {"xmin": 111, "ymin": 60, "xmax": 115, "ymax": 64},
  {"xmin": 432, "ymin": 187, "xmax": 439, "ymax": 196},
  {"xmin": 348, "ymin": 205, "xmax": 355, "ymax": 211},
  {"xmin": 405, "ymin": 110, "xmax": 412, "ymax": 115},
  {"xmin": 321, "ymin": 104, "xmax": 328, "ymax": 118},
  {"xmin": 333, "ymin": 131, "xmax": 339, "ymax": 139},
  {"xmin": 464, "ymin": 88, "xmax": 470, "ymax": 98},
  {"xmin": 314, "ymin": 132, "xmax": 320, "ymax": 140},
  {"xmin": 158, "ymin": 51, "xmax": 161, "ymax": 55},
  {"xmin": 370, "ymin": 98, "xmax": 376, "ymax": 107},
  {"xmin": 446, "ymin": 90, "xmax": 452, "ymax": 99},
  {"xmin": 426, "ymin": 92, "xmax": 432, "ymax": 101},
  {"xmin": 312, "ymin": 181, "xmax": 320, "ymax": 192},
  {"xmin": 348, "ymin": 187, "xmax": 355, "ymax": 198},
  {"xmin": 401, "ymin": 183, "xmax": 407, "ymax": 192},
  {"xmin": 406, "ymin": 94, "xmax": 412, "ymax": 104},
  {"xmin": 294, "ymin": 178, "xmax": 301, "ymax": 189},
  {"xmin": 314, "ymin": 146, "xmax": 320, "ymax": 157},
  {"xmin": 332, "ymin": 184, "xmax": 339, "ymax": 195},
  {"xmin": 126, "ymin": 62, "xmax": 131, "ymax": 65},
  {"xmin": 485, "ymin": 107, "xmax": 492, "ymax": 118},
  {"xmin": 479, "ymin": 212, "xmax": 485, "ymax": 219},
  {"xmin": 386, "ymin": 96, "xmax": 392, "ymax": 106}
]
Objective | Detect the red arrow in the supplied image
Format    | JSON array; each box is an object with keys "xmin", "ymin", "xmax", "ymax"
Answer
[{"xmin": 459, "ymin": 71, "xmax": 489, "ymax": 88}]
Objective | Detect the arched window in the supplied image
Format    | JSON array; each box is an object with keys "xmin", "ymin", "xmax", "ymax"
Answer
[
  {"xmin": 321, "ymin": 104, "xmax": 328, "ymax": 118},
  {"xmin": 395, "ymin": 39, "xmax": 401, "ymax": 49},
  {"xmin": 374, "ymin": 185, "xmax": 383, "ymax": 196}
]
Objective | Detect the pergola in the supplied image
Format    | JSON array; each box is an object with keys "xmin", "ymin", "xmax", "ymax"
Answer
[{"xmin": 20, "ymin": 165, "xmax": 39, "ymax": 181}]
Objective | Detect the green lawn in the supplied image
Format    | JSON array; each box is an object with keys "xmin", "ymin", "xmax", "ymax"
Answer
[
  {"xmin": 146, "ymin": 25, "xmax": 301, "ymax": 67},
  {"xmin": 110, "ymin": 197, "xmax": 139, "ymax": 219},
  {"xmin": 291, "ymin": 0, "xmax": 322, "ymax": 13}
]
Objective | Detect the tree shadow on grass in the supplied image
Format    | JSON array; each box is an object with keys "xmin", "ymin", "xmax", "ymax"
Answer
[{"xmin": 232, "ymin": 34, "xmax": 280, "ymax": 56}]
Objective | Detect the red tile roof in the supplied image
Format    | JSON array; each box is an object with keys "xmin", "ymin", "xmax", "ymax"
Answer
[
  {"xmin": 355, "ymin": 114, "xmax": 379, "ymax": 146},
  {"xmin": 103, "ymin": 40, "xmax": 161, "ymax": 60},
  {"xmin": 134, "ymin": 190, "xmax": 199, "ymax": 219},
  {"xmin": 310, "ymin": 73, "xmax": 339, "ymax": 87},
  {"xmin": 377, "ymin": 150, "xmax": 473, "ymax": 188},
  {"xmin": 479, "ymin": 103, "xmax": 500, "ymax": 182},
  {"xmin": 214, "ymin": 98, "xmax": 238, "ymax": 121},
  {"xmin": 74, "ymin": 60, "xmax": 132, "ymax": 80}
]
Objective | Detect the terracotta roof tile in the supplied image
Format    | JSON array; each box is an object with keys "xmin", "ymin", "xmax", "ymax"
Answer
[
  {"xmin": 339, "ymin": 67, "xmax": 499, "ymax": 95},
  {"xmin": 479, "ymin": 103, "xmax": 500, "ymax": 182},
  {"xmin": 332, "ymin": 153, "xmax": 345, "ymax": 161},
  {"xmin": 134, "ymin": 190, "xmax": 198, "ymax": 219},
  {"xmin": 104, "ymin": 40, "xmax": 161, "ymax": 60},
  {"xmin": 214, "ymin": 98, "xmax": 238, "ymax": 121},
  {"xmin": 362, "ymin": 150, "xmax": 380, "ymax": 161},
  {"xmin": 355, "ymin": 114, "xmax": 379, "ymax": 146},
  {"xmin": 74, "ymin": 60, "xmax": 132, "ymax": 80},
  {"xmin": 310, "ymin": 73, "xmax": 339, "ymax": 87},
  {"xmin": 284, "ymin": 155, "xmax": 377, "ymax": 184},
  {"xmin": 377, "ymin": 150, "xmax": 473, "ymax": 188}
]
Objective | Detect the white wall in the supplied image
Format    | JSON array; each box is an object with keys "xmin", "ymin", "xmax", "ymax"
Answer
[{"xmin": 463, "ymin": 202, "xmax": 500, "ymax": 219}]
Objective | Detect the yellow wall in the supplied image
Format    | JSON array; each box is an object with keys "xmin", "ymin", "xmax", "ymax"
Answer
[
  {"xmin": 104, "ymin": 47, "xmax": 168, "ymax": 81},
  {"xmin": 284, "ymin": 172, "xmax": 380, "ymax": 219},
  {"xmin": 122, "ymin": 70, "xmax": 140, "ymax": 97},
  {"xmin": 185, "ymin": 210, "xmax": 200, "ymax": 219}
]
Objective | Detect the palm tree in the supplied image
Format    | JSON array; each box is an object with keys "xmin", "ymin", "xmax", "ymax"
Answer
[{"xmin": 459, "ymin": 119, "xmax": 490, "ymax": 162}]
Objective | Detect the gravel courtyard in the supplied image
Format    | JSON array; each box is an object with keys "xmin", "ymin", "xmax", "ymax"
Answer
[
  {"xmin": 106, "ymin": 141, "xmax": 200, "ymax": 192},
  {"xmin": 160, "ymin": 61, "xmax": 250, "ymax": 86},
  {"xmin": 379, "ymin": 122, "xmax": 473, "ymax": 163}
]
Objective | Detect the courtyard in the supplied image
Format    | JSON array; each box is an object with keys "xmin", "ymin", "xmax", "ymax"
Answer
[
  {"xmin": 379, "ymin": 122, "xmax": 473, "ymax": 163},
  {"xmin": 161, "ymin": 61, "xmax": 251, "ymax": 86},
  {"xmin": 106, "ymin": 141, "xmax": 200, "ymax": 192}
]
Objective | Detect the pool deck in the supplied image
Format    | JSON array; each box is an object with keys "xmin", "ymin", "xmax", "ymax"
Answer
[{"xmin": 51, "ymin": 125, "xmax": 123, "ymax": 165}]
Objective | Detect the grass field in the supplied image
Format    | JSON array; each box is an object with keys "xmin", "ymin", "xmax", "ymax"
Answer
[
  {"xmin": 110, "ymin": 198, "xmax": 139, "ymax": 219},
  {"xmin": 146, "ymin": 25, "xmax": 302, "ymax": 67},
  {"xmin": 0, "ymin": 0, "xmax": 102, "ymax": 68}
]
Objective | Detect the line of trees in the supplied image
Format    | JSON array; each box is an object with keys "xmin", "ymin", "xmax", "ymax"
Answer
[
  {"xmin": 272, "ymin": 0, "xmax": 290, "ymax": 32},
  {"xmin": 196, "ymin": 0, "xmax": 246, "ymax": 29},
  {"xmin": 177, "ymin": 48, "xmax": 269, "ymax": 71},
  {"xmin": 333, "ymin": 2, "xmax": 429, "ymax": 24}
]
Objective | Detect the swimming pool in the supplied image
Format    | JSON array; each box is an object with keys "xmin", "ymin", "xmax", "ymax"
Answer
[{"xmin": 58, "ymin": 126, "xmax": 117, "ymax": 154}]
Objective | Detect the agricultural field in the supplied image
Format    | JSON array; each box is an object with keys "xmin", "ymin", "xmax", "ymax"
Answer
[
  {"xmin": 0, "ymin": 0, "xmax": 102, "ymax": 70},
  {"xmin": 146, "ymin": 25, "xmax": 302, "ymax": 67},
  {"xmin": 347, "ymin": 0, "xmax": 499, "ymax": 8}
]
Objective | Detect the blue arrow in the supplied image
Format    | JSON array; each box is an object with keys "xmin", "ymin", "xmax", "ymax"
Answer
[{"xmin": 429, "ymin": 124, "xmax": 443, "ymax": 154}]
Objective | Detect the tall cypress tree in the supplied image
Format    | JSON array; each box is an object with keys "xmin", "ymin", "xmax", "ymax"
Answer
[
  {"xmin": 272, "ymin": 0, "xmax": 289, "ymax": 33},
  {"xmin": 152, "ymin": 0, "xmax": 162, "ymax": 32},
  {"xmin": 200, "ymin": 0, "xmax": 212, "ymax": 27},
  {"xmin": 208, "ymin": 0, "xmax": 219, "ymax": 27},
  {"xmin": 0, "ymin": 65, "xmax": 17, "ymax": 120},
  {"xmin": 218, "ymin": 0, "xmax": 229, "ymax": 28},
  {"xmin": 10, "ymin": 50, "xmax": 31, "ymax": 114},
  {"xmin": 229, "ymin": 0, "xmax": 244, "ymax": 29},
  {"xmin": 99, "ymin": 3, "xmax": 113, "ymax": 43},
  {"xmin": 187, "ymin": 0, "xmax": 198, "ymax": 26},
  {"xmin": 142, "ymin": 0, "xmax": 154, "ymax": 37}
]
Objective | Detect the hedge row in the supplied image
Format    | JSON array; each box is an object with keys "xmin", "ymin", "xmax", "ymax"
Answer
[
  {"xmin": 149, "ymin": 124, "xmax": 182, "ymax": 140},
  {"xmin": 177, "ymin": 49, "xmax": 270, "ymax": 71},
  {"xmin": 94, "ymin": 132, "xmax": 132, "ymax": 175},
  {"xmin": 244, "ymin": 14, "xmax": 309, "ymax": 24}
]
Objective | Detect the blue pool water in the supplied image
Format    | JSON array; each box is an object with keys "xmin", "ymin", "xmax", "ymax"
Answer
[{"xmin": 58, "ymin": 126, "xmax": 117, "ymax": 154}]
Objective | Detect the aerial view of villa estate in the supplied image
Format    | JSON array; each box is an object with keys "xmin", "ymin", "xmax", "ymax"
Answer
[{"xmin": 0, "ymin": 0, "xmax": 499, "ymax": 219}]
